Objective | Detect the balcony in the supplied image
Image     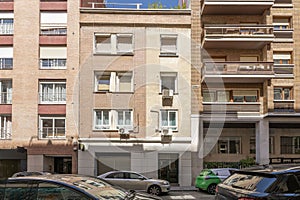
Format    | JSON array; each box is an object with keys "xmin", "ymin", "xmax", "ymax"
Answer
[
  {"xmin": 0, "ymin": 92, "xmax": 12, "ymax": 104},
  {"xmin": 39, "ymin": 127, "xmax": 66, "ymax": 139},
  {"xmin": 203, "ymin": 102, "xmax": 261, "ymax": 114},
  {"xmin": 273, "ymin": 28, "xmax": 293, "ymax": 42},
  {"xmin": 201, "ymin": 0, "xmax": 274, "ymax": 15},
  {"xmin": 0, "ymin": 58, "xmax": 13, "ymax": 69},
  {"xmin": 202, "ymin": 25, "xmax": 274, "ymax": 49},
  {"xmin": 202, "ymin": 61, "xmax": 274, "ymax": 83},
  {"xmin": 274, "ymin": 64, "xmax": 294, "ymax": 78},
  {"xmin": 40, "ymin": 59, "xmax": 67, "ymax": 69},
  {"xmin": 39, "ymin": 92, "xmax": 66, "ymax": 104},
  {"xmin": 0, "ymin": 127, "xmax": 11, "ymax": 139},
  {"xmin": 0, "ymin": 23, "xmax": 13, "ymax": 35},
  {"xmin": 272, "ymin": 100, "xmax": 294, "ymax": 112}
]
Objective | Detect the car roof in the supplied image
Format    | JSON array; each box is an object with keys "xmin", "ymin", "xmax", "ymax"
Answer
[
  {"xmin": 99, "ymin": 170, "xmax": 143, "ymax": 176},
  {"xmin": 8, "ymin": 174, "xmax": 125, "ymax": 197},
  {"xmin": 236, "ymin": 165, "xmax": 300, "ymax": 175}
]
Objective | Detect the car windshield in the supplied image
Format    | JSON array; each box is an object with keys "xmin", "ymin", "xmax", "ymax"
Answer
[{"xmin": 223, "ymin": 172, "xmax": 277, "ymax": 192}]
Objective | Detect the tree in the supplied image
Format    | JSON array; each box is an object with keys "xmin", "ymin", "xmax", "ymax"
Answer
[{"xmin": 148, "ymin": 1, "xmax": 165, "ymax": 9}]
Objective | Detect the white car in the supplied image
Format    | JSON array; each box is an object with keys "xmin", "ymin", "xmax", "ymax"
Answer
[{"xmin": 98, "ymin": 171, "xmax": 170, "ymax": 195}]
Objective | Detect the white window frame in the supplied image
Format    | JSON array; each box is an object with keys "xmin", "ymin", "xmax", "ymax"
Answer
[
  {"xmin": 0, "ymin": 13, "xmax": 14, "ymax": 35},
  {"xmin": 160, "ymin": 109, "xmax": 178, "ymax": 131},
  {"xmin": 95, "ymin": 71, "xmax": 133, "ymax": 93},
  {"xmin": 0, "ymin": 115, "xmax": 12, "ymax": 139},
  {"xmin": 94, "ymin": 33, "xmax": 133, "ymax": 55},
  {"xmin": 116, "ymin": 110, "xmax": 133, "ymax": 130},
  {"xmin": 160, "ymin": 72, "xmax": 177, "ymax": 93},
  {"xmin": 94, "ymin": 110, "xmax": 111, "ymax": 130},
  {"xmin": 160, "ymin": 34, "xmax": 178, "ymax": 56},
  {"xmin": 0, "ymin": 79, "xmax": 12, "ymax": 104},
  {"xmin": 39, "ymin": 81, "xmax": 66, "ymax": 104},
  {"xmin": 39, "ymin": 116, "xmax": 66, "ymax": 139}
]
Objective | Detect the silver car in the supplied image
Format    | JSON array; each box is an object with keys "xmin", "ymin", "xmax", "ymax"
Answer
[{"xmin": 98, "ymin": 171, "xmax": 170, "ymax": 195}]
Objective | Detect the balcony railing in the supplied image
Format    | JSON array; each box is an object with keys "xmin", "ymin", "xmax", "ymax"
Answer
[
  {"xmin": 0, "ymin": 23, "xmax": 13, "ymax": 35},
  {"xmin": 40, "ymin": 59, "xmax": 67, "ymax": 69},
  {"xmin": 202, "ymin": 61, "xmax": 274, "ymax": 75},
  {"xmin": 0, "ymin": 127, "xmax": 11, "ymax": 139},
  {"xmin": 40, "ymin": 26, "xmax": 67, "ymax": 35},
  {"xmin": 203, "ymin": 102, "xmax": 261, "ymax": 113},
  {"xmin": 0, "ymin": 92, "xmax": 12, "ymax": 104},
  {"xmin": 81, "ymin": 1, "xmax": 142, "ymax": 9},
  {"xmin": 39, "ymin": 127, "xmax": 66, "ymax": 139},
  {"xmin": 39, "ymin": 92, "xmax": 66, "ymax": 103},
  {"xmin": 0, "ymin": 58, "xmax": 13, "ymax": 69},
  {"xmin": 274, "ymin": 64, "xmax": 294, "ymax": 77},
  {"xmin": 204, "ymin": 24, "xmax": 273, "ymax": 36},
  {"xmin": 273, "ymin": 100, "xmax": 294, "ymax": 112}
]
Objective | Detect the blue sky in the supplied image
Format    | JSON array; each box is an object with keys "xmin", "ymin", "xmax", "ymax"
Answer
[{"xmin": 105, "ymin": 0, "xmax": 181, "ymax": 9}]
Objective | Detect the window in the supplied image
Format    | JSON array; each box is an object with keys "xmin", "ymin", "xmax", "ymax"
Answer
[
  {"xmin": 0, "ymin": 13, "xmax": 14, "ymax": 35},
  {"xmin": 0, "ymin": 47, "xmax": 13, "ymax": 69},
  {"xmin": 94, "ymin": 33, "xmax": 133, "ymax": 54},
  {"xmin": 203, "ymin": 90, "xmax": 216, "ymax": 102},
  {"xmin": 40, "ymin": 47, "xmax": 67, "ymax": 69},
  {"xmin": 160, "ymin": 72, "xmax": 177, "ymax": 93},
  {"xmin": 233, "ymin": 90, "xmax": 257, "ymax": 102},
  {"xmin": 160, "ymin": 34, "xmax": 177, "ymax": 56},
  {"xmin": 94, "ymin": 109, "xmax": 133, "ymax": 130},
  {"xmin": 273, "ymin": 52, "xmax": 292, "ymax": 65},
  {"xmin": 117, "ymin": 110, "xmax": 133, "ymax": 129},
  {"xmin": 273, "ymin": 17, "xmax": 292, "ymax": 30},
  {"xmin": 160, "ymin": 110, "xmax": 178, "ymax": 131},
  {"xmin": 0, "ymin": 115, "xmax": 11, "ymax": 139},
  {"xmin": 274, "ymin": 87, "xmax": 292, "ymax": 100},
  {"xmin": 39, "ymin": 81, "xmax": 66, "ymax": 103},
  {"xmin": 0, "ymin": 79, "xmax": 12, "ymax": 104},
  {"xmin": 40, "ymin": 12, "xmax": 67, "ymax": 35},
  {"xmin": 95, "ymin": 71, "xmax": 133, "ymax": 92},
  {"xmin": 218, "ymin": 137, "xmax": 241, "ymax": 154},
  {"xmin": 250, "ymin": 136, "xmax": 274, "ymax": 154},
  {"xmin": 39, "ymin": 116, "xmax": 66, "ymax": 139},
  {"xmin": 281, "ymin": 136, "xmax": 300, "ymax": 154}
]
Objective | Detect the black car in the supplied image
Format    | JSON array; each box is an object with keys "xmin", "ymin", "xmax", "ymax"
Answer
[
  {"xmin": 0, "ymin": 174, "xmax": 162, "ymax": 200},
  {"xmin": 215, "ymin": 166, "xmax": 300, "ymax": 200}
]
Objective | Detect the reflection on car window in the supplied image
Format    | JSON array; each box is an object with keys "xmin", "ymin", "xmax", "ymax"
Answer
[
  {"xmin": 109, "ymin": 172, "xmax": 124, "ymax": 179},
  {"xmin": 277, "ymin": 175, "xmax": 300, "ymax": 193},
  {"xmin": 223, "ymin": 173, "xmax": 277, "ymax": 192},
  {"xmin": 4, "ymin": 181, "xmax": 38, "ymax": 200},
  {"xmin": 129, "ymin": 173, "xmax": 141, "ymax": 179}
]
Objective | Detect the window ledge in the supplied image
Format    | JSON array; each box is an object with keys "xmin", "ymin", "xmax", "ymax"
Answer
[
  {"xmin": 159, "ymin": 92, "xmax": 178, "ymax": 95},
  {"xmin": 159, "ymin": 54, "xmax": 179, "ymax": 58},
  {"xmin": 94, "ymin": 91, "xmax": 134, "ymax": 94},
  {"xmin": 93, "ymin": 52, "xmax": 134, "ymax": 56},
  {"xmin": 93, "ymin": 129, "xmax": 119, "ymax": 132}
]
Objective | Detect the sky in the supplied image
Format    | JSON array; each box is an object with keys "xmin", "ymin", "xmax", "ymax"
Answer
[{"xmin": 105, "ymin": 0, "xmax": 182, "ymax": 9}]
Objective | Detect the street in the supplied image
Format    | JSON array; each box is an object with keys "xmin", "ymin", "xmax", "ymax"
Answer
[{"xmin": 161, "ymin": 191, "xmax": 215, "ymax": 200}]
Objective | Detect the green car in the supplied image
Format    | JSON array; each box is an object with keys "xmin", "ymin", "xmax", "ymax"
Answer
[{"xmin": 195, "ymin": 168, "xmax": 237, "ymax": 195}]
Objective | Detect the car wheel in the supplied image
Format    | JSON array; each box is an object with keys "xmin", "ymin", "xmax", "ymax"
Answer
[
  {"xmin": 207, "ymin": 183, "xmax": 217, "ymax": 195},
  {"xmin": 148, "ymin": 185, "xmax": 162, "ymax": 195}
]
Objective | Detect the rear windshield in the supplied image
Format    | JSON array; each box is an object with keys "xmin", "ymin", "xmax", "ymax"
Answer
[{"xmin": 222, "ymin": 172, "xmax": 277, "ymax": 192}]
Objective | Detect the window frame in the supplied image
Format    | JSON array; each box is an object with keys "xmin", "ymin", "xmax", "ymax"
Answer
[
  {"xmin": 217, "ymin": 137, "xmax": 241, "ymax": 154},
  {"xmin": 39, "ymin": 116, "xmax": 66, "ymax": 139},
  {"xmin": 160, "ymin": 109, "xmax": 178, "ymax": 131},
  {"xmin": 160, "ymin": 72, "xmax": 178, "ymax": 94},
  {"xmin": 39, "ymin": 81, "xmax": 66, "ymax": 104},
  {"xmin": 160, "ymin": 34, "xmax": 178, "ymax": 56},
  {"xmin": 274, "ymin": 87, "xmax": 293, "ymax": 101}
]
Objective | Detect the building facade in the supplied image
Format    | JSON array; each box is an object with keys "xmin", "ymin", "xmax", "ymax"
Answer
[
  {"xmin": 0, "ymin": 0, "xmax": 79, "ymax": 177},
  {"xmin": 78, "ymin": 2, "xmax": 194, "ymax": 186}
]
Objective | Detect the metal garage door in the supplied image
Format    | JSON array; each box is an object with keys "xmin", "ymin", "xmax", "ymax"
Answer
[{"xmin": 97, "ymin": 153, "xmax": 130, "ymax": 175}]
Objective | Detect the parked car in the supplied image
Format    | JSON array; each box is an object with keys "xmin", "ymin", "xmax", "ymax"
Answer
[
  {"xmin": 215, "ymin": 166, "xmax": 300, "ymax": 199},
  {"xmin": 98, "ymin": 171, "xmax": 170, "ymax": 196},
  {"xmin": 11, "ymin": 171, "xmax": 51, "ymax": 177},
  {"xmin": 195, "ymin": 168, "xmax": 237, "ymax": 195},
  {"xmin": 0, "ymin": 174, "xmax": 162, "ymax": 200}
]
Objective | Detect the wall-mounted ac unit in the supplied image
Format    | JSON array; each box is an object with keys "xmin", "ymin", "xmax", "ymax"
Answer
[{"xmin": 162, "ymin": 89, "xmax": 173, "ymax": 98}]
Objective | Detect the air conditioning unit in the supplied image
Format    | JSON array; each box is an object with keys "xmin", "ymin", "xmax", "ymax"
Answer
[{"xmin": 162, "ymin": 89, "xmax": 173, "ymax": 98}]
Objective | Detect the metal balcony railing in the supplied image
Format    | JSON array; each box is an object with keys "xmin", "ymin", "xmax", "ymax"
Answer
[
  {"xmin": 81, "ymin": 1, "xmax": 142, "ymax": 9},
  {"xmin": 0, "ymin": 92, "xmax": 12, "ymax": 104},
  {"xmin": 273, "ymin": 100, "xmax": 294, "ymax": 112},
  {"xmin": 39, "ymin": 127, "xmax": 66, "ymax": 139},
  {"xmin": 0, "ymin": 23, "xmax": 13, "ymax": 35},
  {"xmin": 202, "ymin": 61, "xmax": 274, "ymax": 75},
  {"xmin": 40, "ymin": 59, "xmax": 66, "ymax": 69},
  {"xmin": 0, "ymin": 58, "xmax": 13, "ymax": 69},
  {"xmin": 39, "ymin": 92, "xmax": 66, "ymax": 103},
  {"xmin": 0, "ymin": 127, "xmax": 11, "ymax": 139},
  {"xmin": 40, "ymin": 26, "xmax": 67, "ymax": 35},
  {"xmin": 203, "ymin": 24, "xmax": 273, "ymax": 37}
]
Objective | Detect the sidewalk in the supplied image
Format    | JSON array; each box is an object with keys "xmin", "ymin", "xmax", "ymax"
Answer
[{"xmin": 170, "ymin": 186, "xmax": 198, "ymax": 191}]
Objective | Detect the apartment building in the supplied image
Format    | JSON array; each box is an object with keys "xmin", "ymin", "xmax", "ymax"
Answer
[
  {"xmin": 78, "ymin": 1, "xmax": 194, "ymax": 186},
  {"xmin": 0, "ymin": 0, "xmax": 79, "ymax": 177},
  {"xmin": 193, "ymin": 0, "xmax": 300, "ymax": 168}
]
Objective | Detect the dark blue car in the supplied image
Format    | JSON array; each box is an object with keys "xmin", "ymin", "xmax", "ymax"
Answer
[{"xmin": 215, "ymin": 166, "xmax": 300, "ymax": 200}]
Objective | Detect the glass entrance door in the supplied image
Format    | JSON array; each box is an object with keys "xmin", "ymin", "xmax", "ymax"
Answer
[{"xmin": 158, "ymin": 153, "xmax": 179, "ymax": 185}]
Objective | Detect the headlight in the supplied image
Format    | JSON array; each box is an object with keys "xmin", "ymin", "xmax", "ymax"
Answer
[{"xmin": 162, "ymin": 181, "xmax": 169, "ymax": 185}]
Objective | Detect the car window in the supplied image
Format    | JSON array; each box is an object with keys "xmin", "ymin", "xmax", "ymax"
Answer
[
  {"xmin": 223, "ymin": 172, "xmax": 277, "ymax": 192},
  {"xmin": 200, "ymin": 170, "xmax": 213, "ymax": 176},
  {"xmin": 106, "ymin": 172, "xmax": 124, "ymax": 179},
  {"xmin": 276, "ymin": 174, "xmax": 300, "ymax": 193},
  {"xmin": 4, "ymin": 181, "xmax": 38, "ymax": 200},
  {"xmin": 38, "ymin": 182, "xmax": 90, "ymax": 200},
  {"xmin": 128, "ymin": 173, "xmax": 142, "ymax": 179}
]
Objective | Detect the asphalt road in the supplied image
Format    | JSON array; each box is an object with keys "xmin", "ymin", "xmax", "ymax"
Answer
[{"xmin": 161, "ymin": 191, "xmax": 215, "ymax": 200}]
